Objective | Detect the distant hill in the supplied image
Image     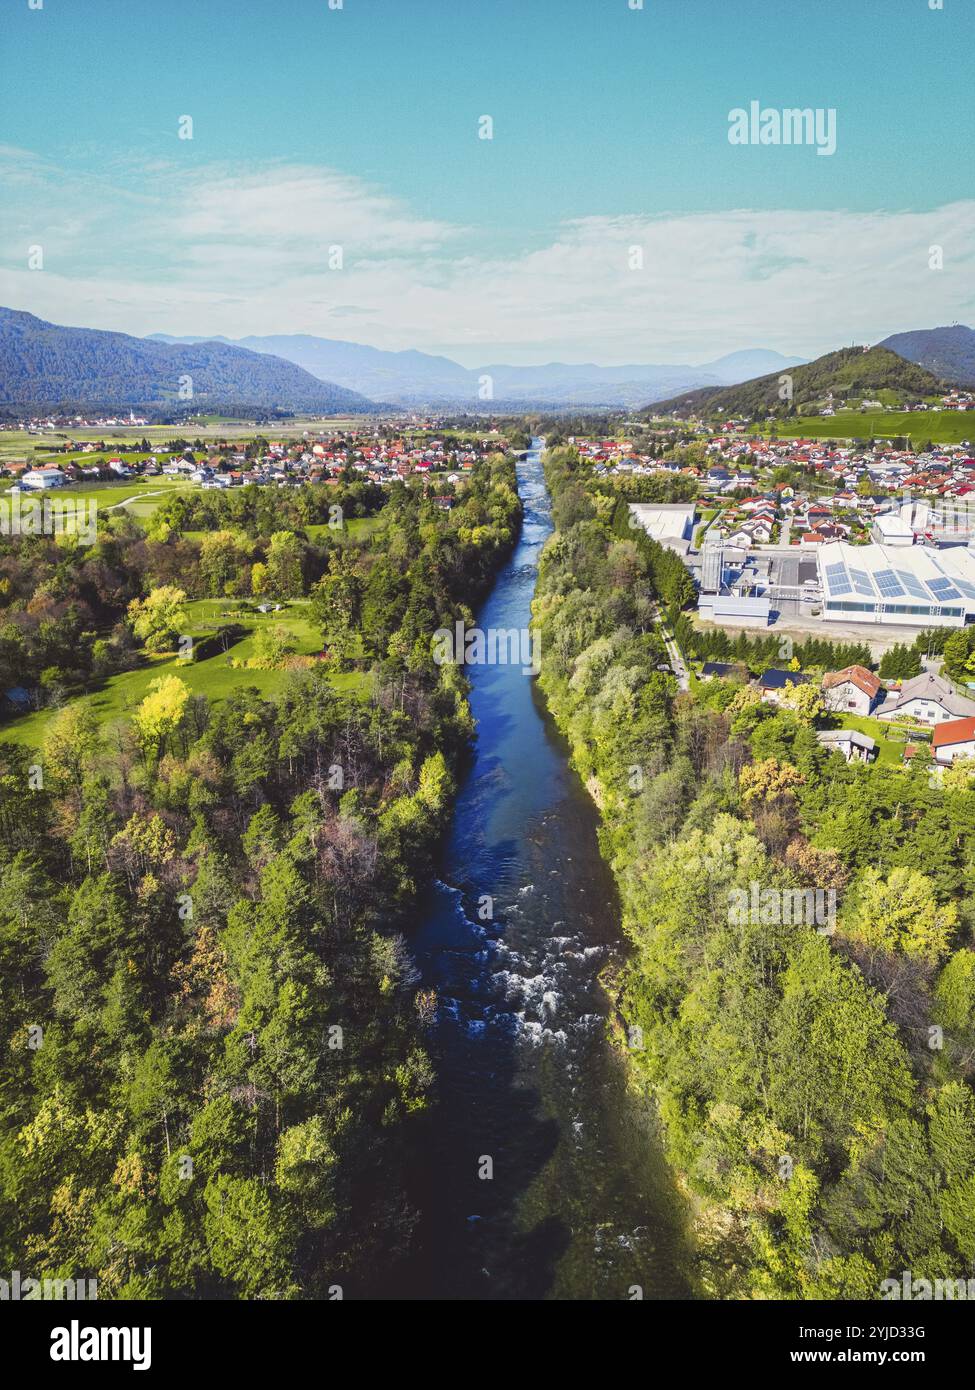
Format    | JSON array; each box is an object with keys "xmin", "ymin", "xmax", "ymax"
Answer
[
  {"xmin": 151, "ymin": 332, "xmax": 805, "ymax": 409},
  {"xmin": 150, "ymin": 333, "xmax": 477, "ymax": 406},
  {"xmin": 876, "ymin": 325, "xmax": 975, "ymax": 388},
  {"xmin": 648, "ymin": 345, "xmax": 944, "ymax": 419},
  {"xmin": 0, "ymin": 308, "xmax": 377, "ymax": 414}
]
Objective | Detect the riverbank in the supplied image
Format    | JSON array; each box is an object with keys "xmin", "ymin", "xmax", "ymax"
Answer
[
  {"xmin": 392, "ymin": 440, "xmax": 695, "ymax": 1300},
  {"xmin": 532, "ymin": 441, "xmax": 975, "ymax": 1303}
]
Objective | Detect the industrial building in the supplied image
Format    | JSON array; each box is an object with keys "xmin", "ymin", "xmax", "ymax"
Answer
[
  {"xmin": 701, "ymin": 541, "xmax": 723, "ymax": 592},
  {"xmin": 697, "ymin": 592, "xmax": 771, "ymax": 625},
  {"xmin": 870, "ymin": 512, "xmax": 914, "ymax": 546},
  {"xmin": 817, "ymin": 541, "xmax": 975, "ymax": 627},
  {"xmin": 628, "ymin": 503, "xmax": 696, "ymax": 554}
]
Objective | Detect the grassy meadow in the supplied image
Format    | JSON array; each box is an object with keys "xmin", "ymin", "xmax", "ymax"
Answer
[
  {"xmin": 750, "ymin": 410, "xmax": 974, "ymax": 446},
  {"xmin": 0, "ymin": 598, "xmax": 365, "ymax": 750}
]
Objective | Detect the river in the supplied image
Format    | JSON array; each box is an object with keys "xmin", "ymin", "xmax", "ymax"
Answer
[{"xmin": 397, "ymin": 439, "xmax": 693, "ymax": 1300}]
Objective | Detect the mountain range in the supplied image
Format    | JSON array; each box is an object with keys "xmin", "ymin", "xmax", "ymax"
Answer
[
  {"xmin": 3, "ymin": 306, "xmax": 968, "ymax": 417},
  {"xmin": 149, "ymin": 333, "xmax": 807, "ymax": 409},
  {"xmin": 0, "ymin": 309, "xmax": 376, "ymax": 415}
]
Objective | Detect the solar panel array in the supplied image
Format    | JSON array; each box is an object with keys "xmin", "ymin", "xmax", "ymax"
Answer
[
  {"xmin": 896, "ymin": 569, "xmax": 929, "ymax": 600},
  {"xmin": 820, "ymin": 550, "xmax": 975, "ymax": 608},
  {"xmin": 849, "ymin": 567, "xmax": 875, "ymax": 597},
  {"xmin": 824, "ymin": 562, "xmax": 853, "ymax": 596},
  {"xmin": 874, "ymin": 569, "xmax": 905, "ymax": 598}
]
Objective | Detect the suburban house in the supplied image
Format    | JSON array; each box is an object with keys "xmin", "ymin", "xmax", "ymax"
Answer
[
  {"xmin": 876, "ymin": 671, "xmax": 975, "ymax": 724},
  {"xmin": 932, "ymin": 717, "xmax": 975, "ymax": 765},
  {"xmin": 757, "ymin": 668, "xmax": 814, "ymax": 704},
  {"xmin": 816, "ymin": 728, "xmax": 877, "ymax": 763},
  {"xmin": 822, "ymin": 665, "xmax": 883, "ymax": 716}
]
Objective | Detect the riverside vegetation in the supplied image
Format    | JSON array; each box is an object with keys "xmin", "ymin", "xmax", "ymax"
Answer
[
  {"xmin": 0, "ymin": 451, "xmax": 521, "ymax": 1297},
  {"xmin": 533, "ymin": 443, "xmax": 975, "ymax": 1299}
]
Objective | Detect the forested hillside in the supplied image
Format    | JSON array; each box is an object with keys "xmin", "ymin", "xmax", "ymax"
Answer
[
  {"xmin": 0, "ymin": 308, "xmax": 376, "ymax": 413},
  {"xmin": 0, "ymin": 454, "xmax": 521, "ymax": 1297},
  {"xmin": 878, "ymin": 326, "xmax": 975, "ymax": 388},
  {"xmin": 650, "ymin": 346, "xmax": 943, "ymax": 420},
  {"xmin": 534, "ymin": 444, "xmax": 975, "ymax": 1298}
]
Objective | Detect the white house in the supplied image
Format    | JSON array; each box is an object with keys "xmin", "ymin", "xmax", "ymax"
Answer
[
  {"xmin": 876, "ymin": 671, "xmax": 975, "ymax": 724},
  {"xmin": 816, "ymin": 729, "xmax": 877, "ymax": 763},
  {"xmin": 822, "ymin": 665, "xmax": 883, "ymax": 717}
]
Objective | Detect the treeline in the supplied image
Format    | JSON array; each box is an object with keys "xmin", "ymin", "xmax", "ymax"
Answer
[
  {"xmin": 594, "ymin": 473, "xmax": 699, "ymax": 505},
  {"xmin": 155, "ymin": 478, "xmax": 386, "ymax": 539},
  {"xmin": 0, "ymin": 453, "xmax": 522, "ymax": 1298},
  {"xmin": 686, "ymin": 627, "xmax": 873, "ymax": 674},
  {"xmin": 535, "ymin": 445, "xmax": 975, "ymax": 1299},
  {"xmin": 685, "ymin": 627, "xmax": 943, "ymax": 682}
]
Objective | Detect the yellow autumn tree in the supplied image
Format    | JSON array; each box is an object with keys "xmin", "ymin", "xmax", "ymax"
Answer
[
  {"xmin": 843, "ymin": 865, "xmax": 957, "ymax": 963},
  {"xmin": 739, "ymin": 757, "xmax": 805, "ymax": 806},
  {"xmin": 127, "ymin": 585, "xmax": 188, "ymax": 653},
  {"xmin": 780, "ymin": 680, "xmax": 824, "ymax": 724},
  {"xmin": 133, "ymin": 675, "xmax": 190, "ymax": 758}
]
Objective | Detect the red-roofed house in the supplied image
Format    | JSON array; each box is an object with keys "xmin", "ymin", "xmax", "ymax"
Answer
[
  {"xmin": 822, "ymin": 665, "xmax": 883, "ymax": 717},
  {"xmin": 932, "ymin": 717, "xmax": 975, "ymax": 765}
]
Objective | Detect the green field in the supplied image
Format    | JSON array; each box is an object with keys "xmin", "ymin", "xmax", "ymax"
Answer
[
  {"xmin": 304, "ymin": 516, "xmax": 380, "ymax": 542},
  {"xmin": 750, "ymin": 410, "xmax": 974, "ymax": 446},
  {"xmin": 0, "ymin": 598, "xmax": 365, "ymax": 750},
  {"xmin": 0, "ymin": 416, "xmax": 374, "ymax": 466},
  {"xmin": 0, "ymin": 478, "xmax": 197, "ymax": 534}
]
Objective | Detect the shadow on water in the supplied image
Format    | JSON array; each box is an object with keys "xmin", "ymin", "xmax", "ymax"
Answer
[{"xmin": 387, "ymin": 443, "xmax": 695, "ymax": 1300}]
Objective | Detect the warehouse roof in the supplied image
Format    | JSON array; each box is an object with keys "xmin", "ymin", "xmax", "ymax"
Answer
[{"xmin": 817, "ymin": 541, "xmax": 975, "ymax": 607}]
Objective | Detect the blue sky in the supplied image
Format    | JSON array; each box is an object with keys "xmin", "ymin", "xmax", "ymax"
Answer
[{"xmin": 1, "ymin": 0, "xmax": 972, "ymax": 363}]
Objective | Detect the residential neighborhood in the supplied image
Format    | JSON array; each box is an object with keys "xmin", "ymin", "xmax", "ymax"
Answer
[{"xmin": 0, "ymin": 422, "xmax": 506, "ymax": 493}]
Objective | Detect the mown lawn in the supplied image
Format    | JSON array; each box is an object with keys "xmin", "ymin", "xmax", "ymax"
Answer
[
  {"xmin": 0, "ymin": 479, "xmax": 195, "ymax": 523},
  {"xmin": 830, "ymin": 711, "xmax": 923, "ymax": 767},
  {"xmin": 0, "ymin": 600, "xmax": 367, "ymax": 750},
  {"xmin": 304, "ymin": 516, "xmax": 380, "ymax": 542}
]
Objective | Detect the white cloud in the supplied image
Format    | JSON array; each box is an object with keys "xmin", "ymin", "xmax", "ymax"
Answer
[{"xmin": 0, "ymin": 148, "xmax": 972, "ymax": 365}]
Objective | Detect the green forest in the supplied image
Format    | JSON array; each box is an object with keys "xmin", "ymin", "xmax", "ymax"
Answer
[
  {"xmin": 0, "ymin": 452, "xmax": 522, "ymax": 1297},
  {"xmin": 0, "ymin": 308, "xmax": 371, "ymax": 414},
  {"xmin": 534, "ymin": 444, "xmax": 975, "ymax": 1299}
]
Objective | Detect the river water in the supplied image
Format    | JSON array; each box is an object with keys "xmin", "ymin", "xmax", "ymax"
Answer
[{"xmin": 398, "ymin": 440, "xmax": 693, "ymax": 1300}]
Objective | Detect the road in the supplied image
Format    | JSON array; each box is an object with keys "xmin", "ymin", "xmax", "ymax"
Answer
[{"xmin": 652, "ymin": 602, "xmax": 690, "ymax": 691}]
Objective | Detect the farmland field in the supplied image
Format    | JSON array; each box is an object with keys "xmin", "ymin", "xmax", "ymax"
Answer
[
  {"xmin": 0, "ymin": 416, "xmax": 374, "ymax": 465},
  {"xmin": 750, "ymin": 410, "xmax": 974, "ymax": 445}
]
